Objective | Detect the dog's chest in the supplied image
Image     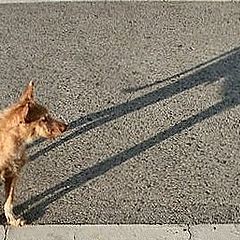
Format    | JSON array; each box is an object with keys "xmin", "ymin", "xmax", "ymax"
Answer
[
  {"xmin": 12, "ymin": 144, "xmax": 26, "ymax": 168},
  {"xmin": 0, "ymin": 143, "xmax": 27, "ymax": 177}
]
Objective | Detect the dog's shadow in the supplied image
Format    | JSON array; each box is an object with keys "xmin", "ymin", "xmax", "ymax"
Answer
[{"xmin": 1, "ymin": 46, "xmax": 240, "ymax": 224}]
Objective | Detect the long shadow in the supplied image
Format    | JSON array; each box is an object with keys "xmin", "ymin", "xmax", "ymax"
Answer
[
  {"xmin": 1, "ymin": 47, "xmax": 239, "ymax": 224},
  {"xmin": 18, "ymin": 101, "xmax": 229, "ymax": 223},
  {"xmin": 30, "ymin": 46, "xmax": 240, "ymax": 161},
  {"xmin": 122, "ymin": 48, "xmax": 240, "ymax": 93}
]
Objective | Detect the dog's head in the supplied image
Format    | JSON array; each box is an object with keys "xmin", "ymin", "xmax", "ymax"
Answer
[{"xmin": 16, "ymin": 81, "xmax": 68, "ymax": 141}]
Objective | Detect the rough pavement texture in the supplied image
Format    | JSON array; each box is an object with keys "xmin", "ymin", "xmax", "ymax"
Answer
[{"xmin": 0, "ymin": 2, "xmax": 239, "ymax": 224}]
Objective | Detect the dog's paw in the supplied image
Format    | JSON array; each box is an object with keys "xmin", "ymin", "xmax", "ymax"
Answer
[{"xmin": 8, "ymin": 218, "xmax": 26, "ymax": 227}]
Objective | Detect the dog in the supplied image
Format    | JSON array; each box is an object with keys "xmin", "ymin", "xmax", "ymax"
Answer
[{"xmin": 0, "ymin": 81, "xmax": 67, "ymax": 226}]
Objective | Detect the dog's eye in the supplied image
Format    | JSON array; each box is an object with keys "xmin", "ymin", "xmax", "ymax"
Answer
[{"xmin": 41, "ymin": 116, "xmax": 47, "ymax": 122}]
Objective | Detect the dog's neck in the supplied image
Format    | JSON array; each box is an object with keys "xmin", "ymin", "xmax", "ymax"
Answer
[
  {"xmin": 0, "ymin": 123, "xmax": 35, "ymax": 149},
  {"xmin": 16, "ymin": 123, "xmax": 37, "ymax": 145}
]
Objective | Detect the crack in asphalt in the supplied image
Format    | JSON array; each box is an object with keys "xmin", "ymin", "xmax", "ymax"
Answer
[
  {"xmin": 3, "ymin": 226, "xmax": 8, "ymax": 240},
  {"xmin": 187, "ymin": 224, "xmax": 192, "ymax": 240}
]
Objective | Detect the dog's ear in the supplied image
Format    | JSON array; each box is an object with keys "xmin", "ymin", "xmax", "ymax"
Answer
[
  {"xmin": 19, "ymin": 81, "xmax": 34, "ymax": 103},
  {"xmin": 14, "ymin": 101, "xmax": 31, "ymax": 124},
  {"xmin": 21, "ymin": 102, "xmax": 30, "ymax": 123}
]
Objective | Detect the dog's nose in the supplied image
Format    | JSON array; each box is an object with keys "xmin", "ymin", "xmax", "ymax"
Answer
[
  {"xmin": 62, "ymin": 123, "xmax": 68, "ymax": 132},
  {"xmin": 59, "ymin": 122, "xmax": 68, "ymax": 132}
]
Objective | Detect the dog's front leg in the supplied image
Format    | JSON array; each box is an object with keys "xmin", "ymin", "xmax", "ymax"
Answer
[{"xmin": 4, "ymin": 175, "xmax": 25, "ymax": 227}]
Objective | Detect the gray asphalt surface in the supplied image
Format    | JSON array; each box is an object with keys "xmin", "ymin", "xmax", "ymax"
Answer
[{"xmin": 0, "ymin": 2, "xmax": 239, "ymax": 225}]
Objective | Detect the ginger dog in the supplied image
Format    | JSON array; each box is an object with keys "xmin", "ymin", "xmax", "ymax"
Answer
[{"xmin": 0, "ymin": 81, "xmax": 67, "ymax": 226}]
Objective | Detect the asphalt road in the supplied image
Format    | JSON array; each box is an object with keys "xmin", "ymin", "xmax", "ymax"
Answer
[{"xmin": 0, "ymin": 2, "xmax": 239, "ymax": 225}]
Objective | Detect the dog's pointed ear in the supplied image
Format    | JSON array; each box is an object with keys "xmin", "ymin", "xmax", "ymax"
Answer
[
  {"xmin": 15, "ymin": 101, "xmax": 31, "ymax": 124},
  {"xmin": 21, "ymin": 102, "xmax": 30, "ymax": 123},
  {"xmin": 19, "ymin": 81, "xmax": 34, "ymax": 103}
]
